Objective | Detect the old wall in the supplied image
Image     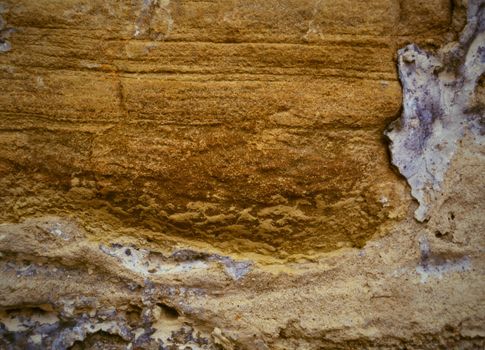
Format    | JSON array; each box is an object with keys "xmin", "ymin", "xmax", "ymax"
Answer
[{"xmin": 0, "ymin": 0, "xmax": 484, "ymax": 349}]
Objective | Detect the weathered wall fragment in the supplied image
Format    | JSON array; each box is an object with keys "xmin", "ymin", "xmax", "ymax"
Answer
[{"xmin": 386, "ymin": 0, "xmax": 484, "ymax": 221}]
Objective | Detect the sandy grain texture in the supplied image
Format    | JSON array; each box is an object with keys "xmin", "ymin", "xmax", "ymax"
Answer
[{"xmin": 0, "ymin": 0, "xmax": 484, "ymax": 349}]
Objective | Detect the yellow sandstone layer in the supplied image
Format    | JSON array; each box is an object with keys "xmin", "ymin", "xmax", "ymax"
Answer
[{"xmin": 0, "ymin": 0, "xmax": 484, "ymax": 349}]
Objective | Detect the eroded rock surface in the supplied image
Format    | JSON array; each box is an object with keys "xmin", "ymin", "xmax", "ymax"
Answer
[
  {"xmin": 0, "ymin": 0, "xmax": 455, "ymax": 255},
  {"xmin": 0, "ymin": 0, "xmax": 484, "ymax": 349},
  {"xmin": 386, "ymin": 0, "xmax": 485, "ymax": 221}
]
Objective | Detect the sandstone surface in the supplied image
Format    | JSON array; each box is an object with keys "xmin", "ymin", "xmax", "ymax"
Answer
[{"xmin": 0, "ymin": 0, "xmax": 484, "ymax": 349}]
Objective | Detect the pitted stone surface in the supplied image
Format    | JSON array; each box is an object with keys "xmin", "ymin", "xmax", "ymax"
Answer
[
  {"xmin": 0, "ymin": 0, "xmax": 460, "ymax": 255},
  {"xmin": 0, "ymin": 1, "xmax": 484, "ymax": 349},
  {"xmin": 386, "ymin": 0, "xmax": 485, "ymax": 221}
]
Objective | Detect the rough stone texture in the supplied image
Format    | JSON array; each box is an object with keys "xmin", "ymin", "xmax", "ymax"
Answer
[
  {"xmin": 1, "ymin": 0, "xmax": 460, "ymax": 256},
  {"xmin": 0, "ymin": 0, "xmax": 484, "ymax": 349},
  {"xmin": 386, "ymin": 0, "xmax": 485, "ymax": 221}
]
